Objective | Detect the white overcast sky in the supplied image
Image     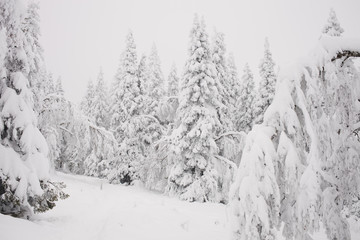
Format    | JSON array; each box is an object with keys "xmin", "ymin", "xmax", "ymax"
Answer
[{"xmin": 38, "ymin": 0, "xmax": 360, "ymax": 103}]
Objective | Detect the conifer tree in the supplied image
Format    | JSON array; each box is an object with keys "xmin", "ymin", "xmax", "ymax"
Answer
[
  {"xmin": 110, "ymin": 31, "xmax": 142, "ymax": 142},
  {"xmin": 0, "ymin": 0, "xmax": 67, "ymax": 217},
  {"xmin": 227, "ymin": 53, "xmax": 242, "ymax": 126},
  {"xmin": 322, "ymin": 8, "xmax": 344, "ymax": 37},
  {"xmin": 93, "ymin": 69, "xmax": 109, "ymax": 129},
  {"xmin": 147, "ymin": 44, "xmax": 165, "ymax": 118},
  {"xmin": 137, "ymin": 54, "xmax": 149, "ymax": 96},
  {"xmin": 108, "ymin": 31, "xmax": 156, "ymax": 184},
  {"xmin": 167, "ymin": 63, "xmax": 179, "ymax": 97},
  {"xmin": 157, "ymin": 63, "xmax": 179, "ymax": 124},
  {"xmin": 235, "ymin": 63, "xmax": 255, "ymax": 132},
  {"xmin": 166, "ymin": 16, "xmax": 226, "ymax": 202},
  {"xmin": 212, "ymin": 31, "xmax": 233, "ymax": 130},
  {"xmin": 254, "ymin": 38, "xmax": 277, "ymax": 124},
  {"xmin": 227, "ymin": 53, "xmax": 241, "ymax": 105},
  {"xmin": 212, "ymin": 31, "xmax": 230, "ymax": 106},
  {"xmin": 22, "ymin": 1, "xmax": 44, "ymax": 113},
  {"xmin": 80, "ymin": 79, "xmax": 95, "ymax": 120}
]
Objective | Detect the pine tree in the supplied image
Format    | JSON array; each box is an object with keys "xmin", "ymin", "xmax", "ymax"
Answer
[
  {"xmin": 166, "ymin": 16, "xmax": 226, "ymax": 202},
  {"xmin": 212, "ymin": 31, "xmax": 233, "ymax": 130},
  {"xmin": 167, "ymin": 63, "xmax": 179, "ymax": 97},
  {"xmin": 147, "ymin": 44, "xmax": 165, "ymax": 118},
  {"xmin": 254, "ymin": 38, "xmax": 277, "ymax": 124},
  {"xmin": 0, "ymin": 1, "xmax": 67, "ymax": 217},
  {"xmin": 157, "ymin": 63, "xmax": 179, "ymax": 124},
  {"xmin": 81, "ymin": 79, "xmax": 95, "ymax": 120},
  {"xmin": 110, "ymin": 31, "xmax": 142, "ymax": 142},
  {"xmin": 235, "ymin": 63, "xmax": 255, "ymax": 132},
  {"xmin": 137, "ymin": 54, "xmax": 149, "ymax": 95},
  {"xmin": 39, "ymin": 74, "xmax": 70, "ymax": 170},
  {"xmin": 227, "ymin": 53, "xmax": 241, "ymax": 107},
  {"xmin": 212, "ymin": 31, "xmax": 230, "ymax": 107},
  {"xmin": 108, "ymin": 31, "xmax": 150, "ymax": 184},
  {"xmin": 93, "ymin": 68, "xmax": 109, "ymax": 129},
  {"xmin": 322, "ymin": 8, "xmax": 344, "ymax": 37},
  {"xmin": 22, "ymin": 1, "xmax": 44, "ymax": 114}
]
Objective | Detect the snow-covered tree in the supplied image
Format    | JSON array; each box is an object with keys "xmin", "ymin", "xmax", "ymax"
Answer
[
  {"xmin": 167, "ymin": 63, "xmax": 179, "ymax": 97},
  {"xmin": 110, "ymin": 31, "xmax": 142, "ymax": 142},
  {"xmin": 229, "ymin": 125, "xmax": 280, "ymax": 240},
  {"xmin": 147, "ymin": 44, "xmax": 165, "ymax": 118},
  {"xmin": 137, "ymin": 54, "xmax": 149, "ymax": 95},
  {"xmin": 322, "ymin": 8, "xmax": 344, "ymax": 37},
  {"xmin": 92, "ymin": 69, "xmax": 109, "ymax": 129},
  {"xmin": 212, "ymin": 31, "xmax": 229, "ymax": 104},
  {"xmin": 227, "ymin": 53, "xmax": 241, "ymax": 108},
  {"xmin": 22, "ymin": 1, "xmax": 44, "ymax": 113},
  {"xmin": 166, "ymin": 16, "xmax": 232, "ymax": 203},
  {"xmin": 0, "ymin": 0, "xmax": 67, "ymax": 217},
  {"xmin": 80, "ymin": 79, "xmax": 95, "ymax": 120},
  {"xmin": 230, "ymin": 26, "xmax": 360, "ymax": 239},
  {"xmin": 108, "ymin": 31, "xmax": 163, "ymax": 184},
  {"xmin": 235, "ymin": 63, "xmax": 255, "ymax": 132},
  {"xmin": 212, "ymin": 31, "xmax": 233, "ymax": 130},
  {"xmin": 157, "ymin": 63, "xmax": 179, "ymax": 124},
  {"xmin": 254, "ymin": 38, "xmax": 277, "ymax": 124},
  {"xmin": 38, "ymin": 74, "xmax": 69, "ymax": 170}
]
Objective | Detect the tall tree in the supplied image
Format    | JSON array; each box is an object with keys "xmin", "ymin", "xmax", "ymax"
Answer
[
  {"xmin": 254, "ymin": 38, "xmax": 277, "ymax": 124},
  {"xmin": 167, "ymin": 63, "xmax": 179, "ymax": 97},
  {"xmin": 212, "ymin": 31, "xmax": 233, "ymax": 130},
  {"xmin": 0, "ymin": 0, "xmax": 67, "ymax": 217},
  {"xmin": 227, "ymin": 53, "xmax": 241, "ymax": 107},
  {"xmin": 235, "ymin": 63, "xmax": 255, "ymax": 132},
  {"xmin": 93, "ymin": 68, "xmax": 109, "ymax": 129},
  {"xmin": 110, "ymin": 31, "xmax": 142, "ymax": 142},
  {"xmin": 108, "ymin": 31, "xmax": 161, "ymax": 184},
  {"xmin": 166, "ymin": 16, "xmax": 228, "ymax": 202},
  {"xmin": 22, "ymin": 1, "xmax": 44, "ymax": 113},
  {"xmin": 322, "ymin": 8, "xmax": 344, "ymax": 37},
  {"xmin": 147, "ymin": 44, "xmax": 165, "ymax": 118},
  {"xmin": 80, "ymin": 79, "xmax": 95, "ymax": 120},
  {"xmin": 137, "ymin": 54, "xmax": 149, "ymax": 96}
]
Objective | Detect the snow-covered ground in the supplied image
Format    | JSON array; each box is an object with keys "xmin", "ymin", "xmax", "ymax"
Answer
[
  {"xmin": 0, "ymin": 173, "xmax": 230, "ymax": 240},
  {"xmin": 1, "ymin": 172, "xmax": 359, "ymax": 240}
]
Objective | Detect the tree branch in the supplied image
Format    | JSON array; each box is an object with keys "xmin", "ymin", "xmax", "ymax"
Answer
[
  {"xmin": 215, "ymin": 131, "xmax": 246, "ymax": 141},
  {"xmin": 331, "ymin": 50, "xmax": 360, "ymax": 66}
]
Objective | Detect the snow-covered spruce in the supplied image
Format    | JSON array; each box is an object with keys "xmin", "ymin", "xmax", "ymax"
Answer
[
  {"xmin": 227, "ymin": 53, "xmax": 242, "ymax": 126},
  {"xmin": 230, "ymin": 34, "xmax": 360, "ymax": 240},
  {"xmin": 166, "ymin": 16, "xmax": 234, "ymax": 203},
  {"xmin": 322, "ymin": 8, "xmax": 344, "ymax": 37},
  {"xmin": 235, "ymin": 63, "xmax": 255, "ymax": 132},
  {"xmin": 0, "ymin": 0, "xmax": 67, "ymax": 217},
  {"xmin": 92, "ymin": 69, "xmax": 110, "ymax": 129},
  {"xmin": 254, "ymin": 38, "xmax": 277, "ymax": 124},
  {"xmin": 108, "ymin": 31, "xmax": 163, "ymax": 184},
  {"xmin": 146, "ymin": 44, "xmax": 166, "ymax": 119}
]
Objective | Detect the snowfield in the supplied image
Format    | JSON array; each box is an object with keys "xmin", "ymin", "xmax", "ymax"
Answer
[
  {"xmin": 1, "ymin": 172, "xmax": 360, "ymax": 240},
  {"xmin": 0, "ymin": 173, "xmax": 230, "ymax": 240}
]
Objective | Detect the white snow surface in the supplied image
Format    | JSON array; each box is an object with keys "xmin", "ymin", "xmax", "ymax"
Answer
[
  {"xmin": 2, "ymin": 172, "xmax": 358, "ymax": 239},
  {"xmin": 0, "ymin": 172, "xmax": 231, "ymax": 240}
]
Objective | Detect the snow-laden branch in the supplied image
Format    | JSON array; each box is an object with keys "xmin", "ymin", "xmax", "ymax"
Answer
[
  {"xmin": 331, "ymin": 50, "xmax": 360, "ymax": 66},
  {"xmin": 214, "ymin": 131, "xmax": 246, "ymax": 141},
  {"xmin": 214, "ymin": 155, "xmax": 237, "ymax": 170}
]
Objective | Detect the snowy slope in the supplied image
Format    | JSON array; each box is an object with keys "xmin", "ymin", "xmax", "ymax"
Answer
[{"xmin": 0, "ymin": 173, "xmax": 230, "ymax": 240}]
